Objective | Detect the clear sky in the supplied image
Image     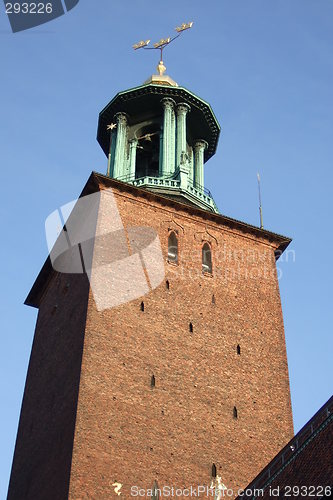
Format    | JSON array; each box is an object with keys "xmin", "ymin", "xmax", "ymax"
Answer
[{"xmin": 1, "ymin": 0, "xmax": 333, "ymax": 496}]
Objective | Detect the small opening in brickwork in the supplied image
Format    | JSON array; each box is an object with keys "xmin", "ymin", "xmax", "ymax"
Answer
[
  {"xmin": 212, "ymin": 294, "xmax": 215, "ymax": 304},
  {"xmin": 189, "ymin": 322, "xmax": 193, "ymax": 333},
  {"xmin": 141, "ymin": 301, "xmax": 144, "ymax": 312},
  {"xmin": 166, "ymin": 280, "xmax": 170, "ymax": 290},
  {"xmin": 168, "ymin": 231, "xmax": 178, "ymax": 263},
  {"xmin": 202, "ymin": 242, "xmax": 212, "ymax": 274},
  {"xmin": 51, "ymin": 305, "xmax": 58, "ymax": 316},
  {"xmin": 151, "ymin": 374, "xmax": 155, "ymax": 388},
  {"xmin": 233, "ymin": 406, "xmax": 238, "ymax": 419},
  {"xmin": 237, "ymin": 344, "xmax": 241, "ymax": 355},
  {"xmin": 25, "ymin": 479, "xmax": 31, "ymax": 497},
  {"xmin": 212, "ymin": 463, "xmax": 217, "ymax": 478}
]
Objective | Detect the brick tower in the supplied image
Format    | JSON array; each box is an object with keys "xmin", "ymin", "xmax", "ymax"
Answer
[{"xmin": 8, "ymin": 68, "xmax": 293, "ymax": 499}]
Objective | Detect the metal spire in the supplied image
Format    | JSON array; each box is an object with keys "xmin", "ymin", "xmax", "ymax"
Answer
[{"xmin": 257, "ymin": 172, "xmax": 264, "ymax": 229}]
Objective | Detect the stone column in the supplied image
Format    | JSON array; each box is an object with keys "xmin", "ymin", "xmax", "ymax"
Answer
[
  {"xmin": 161, "ymin": 98, "xmax": 176, "ymax": 176},
  {"xmin": 170, "ymin": 107, "xmax": 176, "ymax": 174},
  {"xmin": 188, "ymin": 147, "xmax": 194, "ymax": 183},
  {"xmin": 129, "ymin": 139, "xmax": 138, "ymax": 179},
  {"xmin": 179, "ymin": 151, "xmax": 190, "ymax": 191},
  {"xmin": 113, "ymin": 112, "xmax": 129, "ymax": 179},
  {"xmin": 194, "ymin": 140, "xmax": 208, "ymax": 190},
  {"xmin": 106, "ymin": 127, "xmax": 116, "ymax": 178},
  {"xmin": 176, "ymin": 103, "xmax": 191, "ymax": 168}
]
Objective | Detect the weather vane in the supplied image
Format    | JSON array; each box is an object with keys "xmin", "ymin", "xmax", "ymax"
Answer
[{"xmin": 133, "ymin": 22, "xmax": 193, "ymax": 76}]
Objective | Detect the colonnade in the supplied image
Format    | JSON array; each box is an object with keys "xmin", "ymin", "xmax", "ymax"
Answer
[{"xmin": 108, "ymin": 101, "xmax": 208, "ymax": 190}]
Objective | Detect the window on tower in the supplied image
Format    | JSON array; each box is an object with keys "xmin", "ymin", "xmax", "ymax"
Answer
[
  {"xmin": 135, "ymin": 124, "xmax": 161, "ymax": 179},
  {"xmin": 168, "ymin": 232, "xmax": 178, "ymax": 263},
  {"xmin": 202, "ymin": 242, "xmax": 212, "ymax": 274}
]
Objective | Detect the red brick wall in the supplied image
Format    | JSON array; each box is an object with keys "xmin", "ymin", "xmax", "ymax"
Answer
[
  {"xmin": 7, "ymin": 272, "xmax": 90, "ymax": 500},
  {"xmin": 8, "ymin": 179, "xmax": 293, "ymax": 499},
  {"xmin": 66, "ymin": 183, "xmax": 293, "ymax": 498}
]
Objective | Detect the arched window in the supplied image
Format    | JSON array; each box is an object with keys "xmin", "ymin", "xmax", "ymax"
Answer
[
  {"xmin": 202, "ymin": 242, "xmax": 212, "ymax": 274},
  {"xmin": 168, "ymin": 232, "xmax": 178, "ymax": 263}
]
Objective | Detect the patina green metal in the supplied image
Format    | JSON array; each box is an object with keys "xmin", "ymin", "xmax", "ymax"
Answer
[{"xmin": 97, "ymin": 82, "xmax": 221, "ymax": 213}]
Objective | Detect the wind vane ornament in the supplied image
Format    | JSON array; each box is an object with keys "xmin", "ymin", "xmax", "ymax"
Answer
[{"xmin": 133, "ymin": 21, "xmax": 193, "ymax": 76}]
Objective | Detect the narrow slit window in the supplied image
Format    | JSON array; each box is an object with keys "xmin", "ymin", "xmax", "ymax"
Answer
[
  {"xmin": 166, "ymin": 280, "xmax": 170, "ymax": 290},
  {"xmin": 51, "ymin": 305, "xmax": 58, "ymax": 316},
  {"xmin": 237, "ymin": 344, "xmax": 241, "ymax": 355},
  {"xmin": 189, "ymin": 322, "xmax": 193, "ymax": 333},
  {"xmin": 168, "ymin": 232, "xmax": 178, "ymax": 263},
  {"xmin": 141, "ymin": 301, "xmax": 144, "ymax": 312},
  {"xmin": 151, "ymin": 374, "xmax": 155, "ymax": 388},
  {"xmin": 212, "ymin": 294, "xmax": 215, "ymax": 304},
  {"xmin": 202, "ymin": 243, "xmax": 212, "ymax": 274},
  {"xmin": 233, "ymin": 406, "xmax": 238, "ymax": 419},
  {"xmin": 212, "ymin": 463, "xmax": 217, "ymax": 478}
]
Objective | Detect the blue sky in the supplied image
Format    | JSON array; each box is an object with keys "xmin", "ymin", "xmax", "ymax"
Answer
[{"xmin": 1, "ymin": 0, "xmax": 333, "ymax": 496}]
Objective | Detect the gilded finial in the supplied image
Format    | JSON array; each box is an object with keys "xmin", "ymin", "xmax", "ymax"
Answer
[{"xmin": 157, "ymin": 60, "xmax": 166, "ymax": 76}]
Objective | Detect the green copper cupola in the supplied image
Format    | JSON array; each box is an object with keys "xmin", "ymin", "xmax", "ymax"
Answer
[{"xmin": 97, "ymin": 78, "xmax": 220, "ymax": 213}]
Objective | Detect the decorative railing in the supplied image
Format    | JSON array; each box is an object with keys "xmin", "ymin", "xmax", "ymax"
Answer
[
  {"xmin": 187, "ymin": 184, "xmax": 217, "ymax": 209},
  {"xmin": 114, "ymin": 172, "xmax": 218, "ymax": 212},
  {"xmin": 133, "ymin": 176, "xmax": 181, "ymax": 189}
]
